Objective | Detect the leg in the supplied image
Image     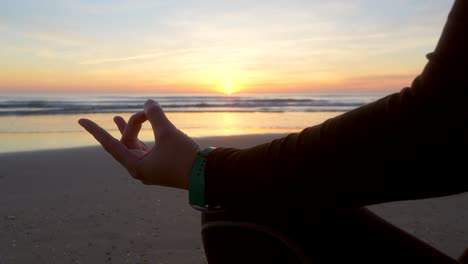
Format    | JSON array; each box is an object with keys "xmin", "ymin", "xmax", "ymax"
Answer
[{"xmin": 201, "ymin": 207, "xmax": 458, "ymax": 264}]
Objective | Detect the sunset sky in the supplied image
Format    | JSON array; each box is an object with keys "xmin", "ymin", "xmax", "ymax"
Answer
[{"xmin": 0, "ymin": 0, "xmax": 453, "ymax": 94}]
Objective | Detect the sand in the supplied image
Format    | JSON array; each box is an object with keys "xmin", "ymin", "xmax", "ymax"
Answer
[{"xmin": 0, "ymin": 134, "xmax": 467, "ymax": 263}]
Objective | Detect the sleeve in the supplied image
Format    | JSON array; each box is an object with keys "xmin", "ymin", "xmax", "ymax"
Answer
[{"xmin": 204, "ymin": 0, "xmax": 468, "ymax": 210}]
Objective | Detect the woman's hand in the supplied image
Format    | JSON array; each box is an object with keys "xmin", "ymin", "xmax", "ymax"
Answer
[{"xmin": 78, "ymin": 99, "xmax": 201, "ymax": 190}]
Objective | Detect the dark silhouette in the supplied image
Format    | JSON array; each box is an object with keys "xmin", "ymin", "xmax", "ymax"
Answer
[{"xmin": 79, "ymin": 0, "xmax": 468, "ymax": 263}]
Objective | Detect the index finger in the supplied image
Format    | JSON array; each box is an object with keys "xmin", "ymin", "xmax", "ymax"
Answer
[{"xmin": 78, "ymin": 118, "xmax": 135, "ymax": 167}]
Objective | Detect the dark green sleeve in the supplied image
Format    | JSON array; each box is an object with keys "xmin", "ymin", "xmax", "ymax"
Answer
[{"xmin": 205, "ymin": 0, "xmax": 468, "ymax": 210}]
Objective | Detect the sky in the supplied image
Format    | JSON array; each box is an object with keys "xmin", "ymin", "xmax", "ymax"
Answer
[{"xmin": 0, "ymin": 0, "xmax": 454, "ymax": 94}]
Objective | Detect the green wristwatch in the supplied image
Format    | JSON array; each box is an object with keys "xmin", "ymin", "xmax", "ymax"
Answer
[{"xmin": 189, "ymin": 147, "xmax": 223, "ymax": 212}]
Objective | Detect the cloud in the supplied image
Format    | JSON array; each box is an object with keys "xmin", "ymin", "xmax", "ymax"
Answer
[
  {"xmin": 24, "ymin": 30, "xmax": 91, "ymax": 47},
  {"xmin": 80, "ymin": 52, "xmax": 167, "ymax": 65},
  {"xmin": 78, "ymin": 47, "xmax": 199, "ymax": 65},
  {"xmin": 343, "ymin": 73, "xmax": 417, "ymax": 90}
]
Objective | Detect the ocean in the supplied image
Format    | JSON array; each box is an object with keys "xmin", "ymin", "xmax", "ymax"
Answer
[{"xmin": 0, "ymin": 92, "xmax": 388, "ymax": 153}]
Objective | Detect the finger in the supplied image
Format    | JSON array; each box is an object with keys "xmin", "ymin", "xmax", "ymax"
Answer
[
  {"xmin": 139, "ymin": 141, "xmax": 150, "ymax": 150},
  {"xmin": 78, "ymin": 118, "xmax": 134, "ymax": 167},
  {"xmin": 122, "ymin": 112, "xmax": 146, "ymax": 142},
  {"xmin": 121, "ymin": 112, "xmax": 147, "ymax": 149},
  {"xmin": 144, "ymin": 99, "xmax": 174, "ymax": 139},
  {"xmin": 114, "ymin": 115, "xmax": 149, "ymax": 150},
  {"xmin": 113, "ymin": 116, "xmax": 127, "ymax": 135}
]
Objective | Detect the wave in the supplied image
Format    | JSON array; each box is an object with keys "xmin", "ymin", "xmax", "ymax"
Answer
[{"xmin": 0, "ymin": 94, "xmax": 384, "ymax": 116}]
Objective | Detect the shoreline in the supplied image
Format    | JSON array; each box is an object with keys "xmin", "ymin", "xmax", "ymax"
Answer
[
  {"xmin": 0, "ymin": 134, "xmax": 467, "ymax": 262},
  {"xmin": 0, "ymin": 133, "xmax": 289, "ymax": 155},
  {"xmin": 0, "ymin": 111, "xmax": 343, "ymax": 154}
]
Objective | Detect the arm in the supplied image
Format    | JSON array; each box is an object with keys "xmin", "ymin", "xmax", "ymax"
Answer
[{"xmin": 205, "ymin": 0, "xmax": 468, "ymax": 210}]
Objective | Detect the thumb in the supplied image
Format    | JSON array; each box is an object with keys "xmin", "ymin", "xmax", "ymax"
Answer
[{"xmin": 144, "ymin": 99, "xmax": 174, "ymax": 139}]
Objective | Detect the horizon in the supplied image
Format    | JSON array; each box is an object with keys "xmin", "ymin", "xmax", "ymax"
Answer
[
  {"xmin": 0, "ymin": 90, "xmax": 392, "ymax": 96},
  {"xmin": 1, "ymin": 1, "xmax": 452, "ymax": 94}
]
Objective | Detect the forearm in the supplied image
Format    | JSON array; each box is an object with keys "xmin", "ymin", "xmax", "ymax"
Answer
[
  {"xmin": 205, "ymin": 0, "xmax": 468, "ymax": 209},
  {"xmin": 205, "ymin": 91, "xmax": 467, "ymax": 209}
]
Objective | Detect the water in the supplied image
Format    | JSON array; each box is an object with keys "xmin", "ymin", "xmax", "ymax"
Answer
[
  {"xmin": 0, "ymin": 93, "xmax": 382, "ymax": 116},
  {"xmin": 0, "ymin": 92, "xmax": 388, "ymax": 153}
]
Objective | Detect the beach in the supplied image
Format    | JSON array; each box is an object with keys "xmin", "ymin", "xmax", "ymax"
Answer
[{"xmin": 1, "ymin": 134, "xmax": 467, "ymax": 263}]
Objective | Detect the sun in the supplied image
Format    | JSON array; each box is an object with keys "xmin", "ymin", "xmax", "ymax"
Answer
[
  {"xmin": 218, "ymin": 81, "xmax": 240, "ymax": 95},
  {"xmin": 224, "ymin": 85, "xmax": 234, "ymax": 95},
  {"xmin": 216, "ymin": 79, "xmax": 244, "ymax": 95}
]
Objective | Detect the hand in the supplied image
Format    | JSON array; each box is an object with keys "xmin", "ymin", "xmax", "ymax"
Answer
[{"xmin": 78, "ymin": 99, "xmax": 201, "ymax": 190}]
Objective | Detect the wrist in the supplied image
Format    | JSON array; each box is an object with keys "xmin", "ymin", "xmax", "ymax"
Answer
[
  {"xmin": 189, "ymin": 147, "xmax": 223, "ymax": 211},
  {"xmin": 180, "ymin": 147, "xmax": 202, "ymax": 190}
]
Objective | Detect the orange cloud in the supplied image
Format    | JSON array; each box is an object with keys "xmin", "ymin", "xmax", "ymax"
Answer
[{"xmin": 341, "ymin": 73, "xmax": 417, "ymax": 91}]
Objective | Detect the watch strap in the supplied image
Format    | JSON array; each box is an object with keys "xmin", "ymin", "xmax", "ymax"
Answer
[{"xmin": 189, "ymin": 147, "xmax": 215, "ymax": 210}]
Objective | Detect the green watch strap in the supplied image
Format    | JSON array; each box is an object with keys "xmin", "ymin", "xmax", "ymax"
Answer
[{"xmin": 189, "ymin": 147, "xmax": 215, "ymax": 209}]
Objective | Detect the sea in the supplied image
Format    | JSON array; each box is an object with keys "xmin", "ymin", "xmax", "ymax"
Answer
[{"xmin": 0, "ymin": 92, "xmax": 389, "ymax": 153}]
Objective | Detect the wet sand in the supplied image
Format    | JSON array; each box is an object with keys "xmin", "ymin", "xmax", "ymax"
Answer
[{"xmin": 0, "ymin": 134, "xmax": 466, "ymax": 263}]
